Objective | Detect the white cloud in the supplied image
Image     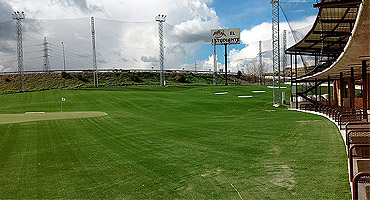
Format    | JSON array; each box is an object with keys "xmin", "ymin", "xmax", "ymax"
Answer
[
  {"xmin": 1, "ymin": 0, "xmax": 220, "ymax": 72},
  {"xmin": 227, "ymin": 15, "xmax": 316, "ymax": 73},
  {"xmin": 1, "ymin": 0, "xmax": 316, "ymax": 73}
]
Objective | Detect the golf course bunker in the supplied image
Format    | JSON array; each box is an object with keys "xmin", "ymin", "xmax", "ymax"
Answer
[
  {"xmin": 0, "ymin": 111, "xmax": 108, "ymax": 125},
  {"xmin": 215, "ymin": 92, "xmax": 228, "ymax": 95},
  {"xmin": 238, "ymin": 95, "xmax": 253, "ymax": 98}
]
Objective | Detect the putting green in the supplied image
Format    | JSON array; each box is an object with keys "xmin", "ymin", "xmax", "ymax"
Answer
[{"xmin": 0, "ymin": 111, "xmax": 108, "ymax": 124}]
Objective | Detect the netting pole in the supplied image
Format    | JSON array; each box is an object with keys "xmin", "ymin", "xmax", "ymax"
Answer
[
  {"xmin": 42, "ymin": 36, "xmax": 51, "ymax": 72},
  {"xmin": 62, "ymin": 41, "xmax": 66, "ymax": 71},
  {"xmin": 156, "ymin": 14, "xmax": 166, "ymax": 86},
  {"xmin": 271, "ymin": 0, "xmax": 280, "ymax": 105},
  {"xmin": 12, "ymin": 11, "xmax": 25, "ymax": 92},
  {"xmin": 259, "ymin": 41, "xmax": 263, "ymax": 85},
  {"xmin": 282, "ymin": 30, "xmax": 287, "ymax": 83},
  {"xmin": 213, "ymin": 43, "xmax": 217, "ymax": 85},
  {"xmin": 91, "ymin": 17, "xmax": 98, "ymax": 88}
]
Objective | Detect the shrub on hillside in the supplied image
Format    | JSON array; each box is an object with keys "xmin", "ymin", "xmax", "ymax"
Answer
[
  {"xmin": 237, "ymin": 71, "xmax": 242, "ymax": 79},
  {"xmin": 61, "ymin": 71, "xmax": 71, "ymax": 79},
  {"xmin": 127, "ymin": 73, "xmax": 142, "ymax": 82},
  {"xmin": 175, "ymin": 74, "xmax": 190, "ymax": 83},
  {"xmin": 74, "ymin": 73, "xmax": 89, "ymax": 82}
]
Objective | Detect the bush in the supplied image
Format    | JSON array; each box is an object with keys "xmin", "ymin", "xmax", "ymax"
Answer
[
  {"xmin": 175, "ymin": 74, "xmax": 189, "ymax": 83},
  {"xmin": 237, "ymin": 71, "xmax": 242, "ymax": 79},
  {"xmin": 75, "ymin": 73, "xmax": 89, "ymax": 82},
  {"xmin": 61, "ymin": 71, "xmax": 71, "ymax": 79},
  {"xmin": 127, "ymin": 73, "xmax": 142, "ymax": 82}
]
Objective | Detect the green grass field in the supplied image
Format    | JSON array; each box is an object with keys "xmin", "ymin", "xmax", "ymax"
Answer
[{"xmin": 0, "ymin": 86, "xmax": 350, "ymax": 199}]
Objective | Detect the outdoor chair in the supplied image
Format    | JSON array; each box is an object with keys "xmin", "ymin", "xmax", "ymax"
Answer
[
  {"xmin": 347, "ymin": 130, "xmax": 370, "ymax": 153},
  {"xmin": 349, "ymin": 144, "xmax": 370, "ymax": 180},
  {"xmin": 352, "ymin": 171, "xmax": 370, "ymax": 200},
  {"xmin": 339, "ymin": 114, "xmax": 363, "ymax": 129}
]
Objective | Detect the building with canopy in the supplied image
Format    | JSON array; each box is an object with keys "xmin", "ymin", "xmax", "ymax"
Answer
[{"xmin": 286, "ymin": 0, "xmax": 369, "ymax": 199}]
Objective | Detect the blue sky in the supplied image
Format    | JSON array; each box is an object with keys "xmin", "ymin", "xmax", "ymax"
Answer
[
  {"xmin": 193, "ymin": 0, "xmax": 319, "ymax": 70},
  {"xmin": 212, "ymin": 0, "xmax": 273, "ymax": 29}
]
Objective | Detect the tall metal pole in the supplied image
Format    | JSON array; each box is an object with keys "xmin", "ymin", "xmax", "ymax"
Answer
[
  {"xmin": 295, "ymin": 54, "xmax": 298, "ymax": 109},
  {"xmin": 315, "ymin": 78, "xmax": 318, "ymax": 103},
  {"xmin": 271, "ymin": 0, "xmax": 280, "ymax": 105},
  {"xmin": 259, "ymin": 41, "xmax": 263, "ymax": 85},
  {"xmin": 328, "ymin": 75, "xmax": 331, "ymax": 106},
  {"xmin": 290, "ymin": 54, "xmax": 293, "ymax": 104},
  {"xmin": 12, "ymin": 11, "xmax": 25, "ymax": 92},
  {"xmin": 62, "ymin": 41, "xmax": 66, "ymax": 71},
  {"xmin": 282, "ymin": 30, "xmax": 287, "ymax": 83},
  {"xmin": 91, "ymin": 17, "xmax": 98, "ymax": 88},
  {"xmin": 156, "ymin": 14, "xmax": 166, "ymax": 86},
  {"xmin": 224, "ymin": 44, "xmax": 228, "ymax": 86},
  {"xmin": 42, "ymin": 36, "xmax": 51, "ymax": 72},
  {"xmin": 213, "ymin": 43, "xmax": 217, "ymax": 85}
]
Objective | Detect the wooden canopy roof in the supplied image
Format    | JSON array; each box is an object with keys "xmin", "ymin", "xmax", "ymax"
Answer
[
  {"xmin": 286, "ymin": 0, "xmax": 362, "ymax": 57},
  {"xmin": 286, "ymin": 0, "xmax": 370, "ymax": 81}
]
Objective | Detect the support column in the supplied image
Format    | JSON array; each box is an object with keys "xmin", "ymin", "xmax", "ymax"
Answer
[
  {"xmin": 315, "ymin": 78, "xmax": 318, "ymax": 103},
  {"xmin": 319, "ymin": 81, "xmax": 322, "ymax": 104},
  {"xmin": 224, "ymin": 44, "xmax": 228, "ymax": 86},
  {"xmin": 290, "ymin": 54, "xmax": 293, "ymax": 104},
  {"xmin": 328, "ymin": 76, "xmax": 331, "ymax": 106},
  {"xmin": 295, "ymin": 54, "xmax": 298, "ymax": 109},
  {"xmin": 213, "ymin": 43, "xmax": 217, "ymax": 85},
  {"xmin": 334, "ymin": 80, "xmax": 338, "ymax": 106},
  {"xmin": 362, "ymin": 60, "xmax": 367, "ymax": 120},
  {"xmin": 340, "ymin": 72, "xmax": 344, "ymax": 107},
  {"xmin": 350, "ymin": 67, "xmax": 355, "ymax": 109}
]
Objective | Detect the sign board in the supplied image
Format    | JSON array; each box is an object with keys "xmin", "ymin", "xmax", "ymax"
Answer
[{"xmin": 211, "ymin": 28, "xmax": 240, "ymax": 45}]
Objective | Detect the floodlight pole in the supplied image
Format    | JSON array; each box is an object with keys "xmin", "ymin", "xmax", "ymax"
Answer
[
  {"xmin": 271, "ymin": 0, "xmax": 281, "ymax": 105},
  {"xmin": 12, "ymin": 11, "xmax": 25, "ymax": 92},
  {"xmin": 156, "ymin": 14, "xmax": 166, "ymax": 86},
  {"xmin": 91, "ymin": 17, "xmax": 98, "ymax": 88}
]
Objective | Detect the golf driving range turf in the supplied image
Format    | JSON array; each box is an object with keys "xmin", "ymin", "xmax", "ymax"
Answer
[{"xmin": 0, "ymin": 86, "xmax": 350, "ymax": 199}]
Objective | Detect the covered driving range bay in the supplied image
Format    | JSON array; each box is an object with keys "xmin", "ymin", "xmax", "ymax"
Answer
[{"xmin": 0, "ymin": 86, "xmax": 350, "ymax": 199}]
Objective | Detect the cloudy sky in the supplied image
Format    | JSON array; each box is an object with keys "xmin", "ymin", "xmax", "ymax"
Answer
[{"xmin": 0, "ymin": 0, "xmax": 318, "ymax": 73}]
